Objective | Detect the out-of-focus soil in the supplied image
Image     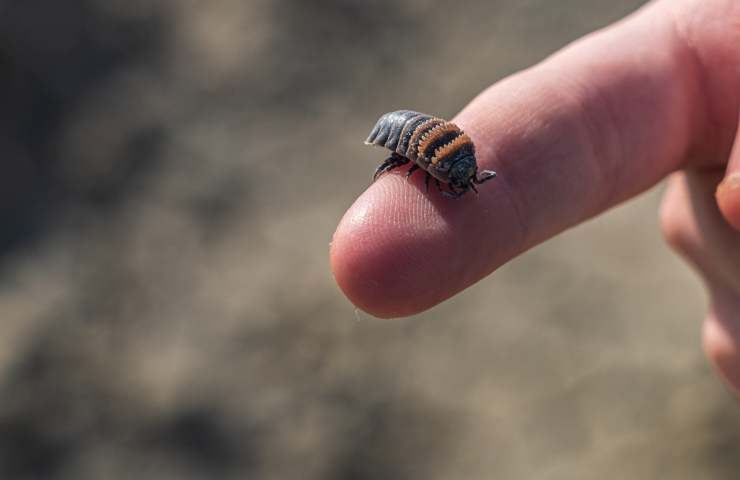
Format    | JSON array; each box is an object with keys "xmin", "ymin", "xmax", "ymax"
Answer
[{"xmin": 0, "ymin": 1, "xmax": 739, "ymax": 478}]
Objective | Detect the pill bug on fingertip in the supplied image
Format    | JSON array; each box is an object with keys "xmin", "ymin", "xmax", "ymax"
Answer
[{"xmin": 365, "ymin": 110, "xmax": 496, "ymax": 198}]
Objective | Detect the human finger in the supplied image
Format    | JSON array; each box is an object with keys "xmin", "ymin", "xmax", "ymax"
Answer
[
  {"xmin": 716, "ymin": 117, "xmax": 740, "ymax": 231},
  {"xmin": 331, "ymin": 1, "xmax": 727, "ymax": 318}
]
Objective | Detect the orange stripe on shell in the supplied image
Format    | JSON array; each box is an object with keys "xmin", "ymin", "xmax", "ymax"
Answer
[
  {"xmin": 407, "ymin": 118, "xmax": 444, "ymax": 159},
  {"xmin": 416, "ymin": 123, "xmax": 461, "ymax": 160},
  {"xmin": 431, "ymin": 132, "xmax": 472, "ymax": 165}
]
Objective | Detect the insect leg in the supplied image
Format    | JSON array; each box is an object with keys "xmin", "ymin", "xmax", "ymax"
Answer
[
  {"xmin": 372, "ymin": 159, "xmax": 394, "ymax": 181},
  {"xmin": 372, "ymin": 153, "xmax": 408, "ymax": 181},
  {"xmin": 442, "ymin": 186, "xmax": 468, "ymax": 199},
  {"xmin": 405, "ymin": 164, "xmax": 420, "ymax": 180},
  {"xmin": 385, "ymin": 153, "xmax": 409, "ymax": 172},
  {"xmin": 424, "ymin": 173, "xmax": 431, "ymax": 192},
  {"xmin": 435, "ymin": 178, "xmax": 443, "ymax": 192}
]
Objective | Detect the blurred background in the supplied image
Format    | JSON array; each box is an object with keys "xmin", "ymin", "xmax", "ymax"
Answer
[{"xmin": 1, "ymin": 0, "xmax": 739, "ymax": 478}]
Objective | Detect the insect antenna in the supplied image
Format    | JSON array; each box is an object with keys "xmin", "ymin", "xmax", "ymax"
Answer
[{"xmin": 474, "ymin": 170, "xmax": 497, "ymax": 184}]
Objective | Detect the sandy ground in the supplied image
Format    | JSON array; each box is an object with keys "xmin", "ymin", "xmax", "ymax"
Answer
[{"xmin": 0, "ymin": 0, "xmax": 739, "ymax": 478}]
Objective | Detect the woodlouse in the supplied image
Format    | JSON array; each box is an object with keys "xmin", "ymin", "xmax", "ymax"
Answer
[{"xmin": 365, "ymin": 110, "xmax": 496, "ymax": 198}]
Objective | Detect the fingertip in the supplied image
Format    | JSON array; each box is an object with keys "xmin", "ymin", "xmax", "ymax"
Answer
[
  {"xmin": 330, "ymin": 201, "xmax": 392, "ymax": 318},
  {"xmin": 717, "ymin": 173, "xmax": 740, "ymax": 231},
  {"xmin": 329, "ymin": 176, "xmax": 450, "ymax": 319},
  {"xmin": 329, "ymin": 225, "xmax": 407, "ymax": 319}
]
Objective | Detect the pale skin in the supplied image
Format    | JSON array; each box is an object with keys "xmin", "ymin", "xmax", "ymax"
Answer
[{"xmin": 331, "ymin": 0, "xmax": 740, "ymax": 395}]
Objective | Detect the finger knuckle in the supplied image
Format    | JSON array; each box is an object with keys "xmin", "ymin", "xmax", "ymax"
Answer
[
  {"xmin": 658, "ymin": 198, "xmax": 699, "ymax": 258},
  {"xmin": 702, "ymin": 313, "xmax": 740, "ymax": 395}
]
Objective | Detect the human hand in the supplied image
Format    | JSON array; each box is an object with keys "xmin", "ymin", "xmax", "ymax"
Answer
[
  {"xmin": 331, "ymin": 0, "xmax": 740, "ymax": 392},
  {"xmin": 662, "ymin": 170, "xmax": 740, "ymax": 396}
]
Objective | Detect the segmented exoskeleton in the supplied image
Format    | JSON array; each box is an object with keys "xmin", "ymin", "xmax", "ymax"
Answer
[{"xmin": 365, "ymin": 110, "xmax": 496, "ymax": 198}]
